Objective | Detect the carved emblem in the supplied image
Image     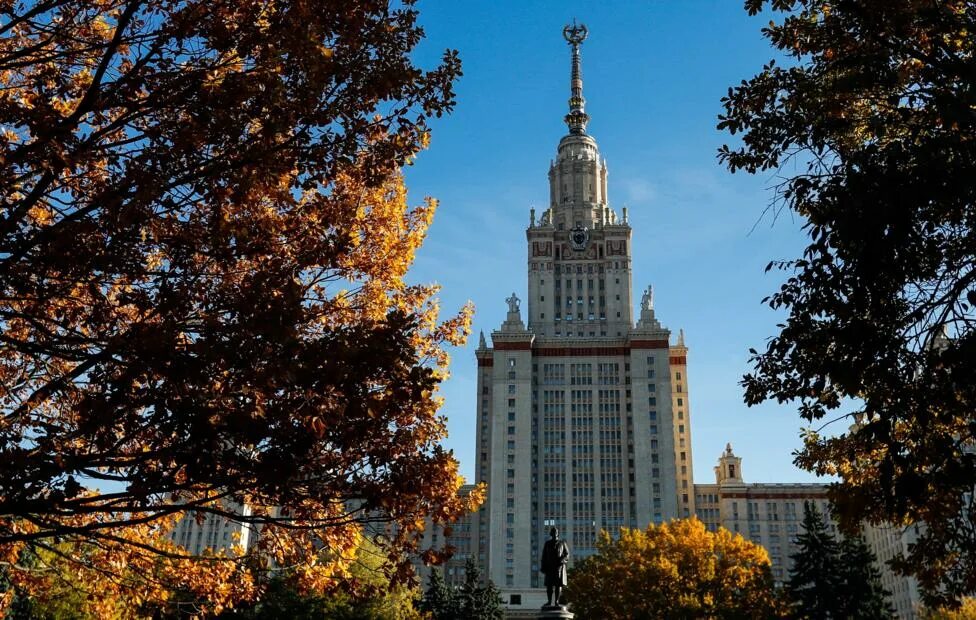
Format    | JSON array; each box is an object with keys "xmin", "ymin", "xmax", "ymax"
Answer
[
  {"xmin": 563, "ymin": 21, "xmax": 588, "ymax": 45},
  {"xmin": 570, "ymin": 225, "xmax": 589, "ymax": 251}
]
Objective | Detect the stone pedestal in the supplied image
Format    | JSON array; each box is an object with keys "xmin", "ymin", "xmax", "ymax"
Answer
[{"xmin": 538, "ymin": 604, "xmax": 574, "ymax": 620}]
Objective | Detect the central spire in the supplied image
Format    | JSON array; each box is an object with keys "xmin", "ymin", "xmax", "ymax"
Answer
[{"xmin": 563, "ymin": 20, "xmax": 589, "ymax": 135}]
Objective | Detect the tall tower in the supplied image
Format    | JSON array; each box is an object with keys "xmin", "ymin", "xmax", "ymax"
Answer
[{"xmin": 473, "ymin": 24, "xmax": 693, "ymax": 591}]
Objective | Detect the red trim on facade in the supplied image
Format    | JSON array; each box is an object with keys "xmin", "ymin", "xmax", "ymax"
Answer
[
  {"xmin": 720, "ymin": 492, "xmax": 827, "ymax": 500},
  {"xmin": 533, "ymin": 346, "xmax": 631, "ymax": 357},
  {"xmin": 669, "ymin": 356, "xmax": 687, "ymax": 366},
  {"xmin": 478, "ymin": 358, "xmax": 494, "ymax": 367},
  {"xmin": 485, "ymin": 339, "xmax": 671, "ymax": 357},
  {"xmin": 629, "ymin": 339, "xmax": 670, "ymax": 349},
  {"xmin": 493, "ymin": 341, "xmax": 532, "ymax": 351}
]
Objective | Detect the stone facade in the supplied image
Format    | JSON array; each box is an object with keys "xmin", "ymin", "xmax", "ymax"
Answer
[
  {"xmin": 167, "ymin": 500, "xmax": 257, "ymax": 555},
  {"xmin": 694, "ymin": 445, "xmax": 921, "ymax": 618},
  {"xmin": 415, "ymin": 484, "xmax": 478, "ymax": 589},
  {"xmin": 694, "ymin": 445, "xmax": 834, "ymax": 584},
  {"xmin": 863, "ymin": 521, "xmax": 922, "ymax": 619}
]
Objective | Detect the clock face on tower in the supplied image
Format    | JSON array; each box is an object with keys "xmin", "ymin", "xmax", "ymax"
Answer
[{"xmin": 570, "ymin": 225, "xmax": 589, "ymax": 251}]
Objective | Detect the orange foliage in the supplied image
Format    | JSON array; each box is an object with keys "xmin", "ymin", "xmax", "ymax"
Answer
[
  {"xmin": 568, "ymin": 518, "xmax": 787, "ymax": 619},
  {"xmin": 0, "ymin": 0, "xmax": 479, "ymax": 614}
]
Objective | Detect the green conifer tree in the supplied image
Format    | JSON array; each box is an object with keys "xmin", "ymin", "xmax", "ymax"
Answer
[
  {"xmin": 457, "ymin": 557, "xmax": 504, "ymax": 620},
  {"xmin": 837, "ymin": 534, "xmax": 894, "ymax": 619},
  {"xmin": 419, "ymin": 569, "xmax": 458, "ymax": 620},
  {"xmin": 787, "ymin": 502, "xmax": 842, "ymax": 618}
]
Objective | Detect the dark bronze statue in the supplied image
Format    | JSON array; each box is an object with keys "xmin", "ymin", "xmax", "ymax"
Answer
[{"xmin": 540, "ymin": 527, "xmax": 570, "ymax": 607}]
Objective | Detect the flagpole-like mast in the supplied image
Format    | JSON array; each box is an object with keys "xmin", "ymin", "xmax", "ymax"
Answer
[{"xmin": 563, "ymin": 20, "xmax": 589, "ymax": 136}]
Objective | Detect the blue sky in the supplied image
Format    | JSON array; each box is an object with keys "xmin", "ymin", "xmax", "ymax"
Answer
[{"xmin": 402, "ymin": 1, "xmax": 827, "ymax": 485}]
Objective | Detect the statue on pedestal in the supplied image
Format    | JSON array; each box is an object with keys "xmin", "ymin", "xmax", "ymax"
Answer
[
  {"xmin": 540, "ymin": 527, "xmax": 570, "ymax": 608},
  {"xmin": 641, "ymin": 285, "xmax": 654, "ymax": 312},
  {"xmin": 506, "ymin": 292, "xmax": 521, "ymax": 314}
]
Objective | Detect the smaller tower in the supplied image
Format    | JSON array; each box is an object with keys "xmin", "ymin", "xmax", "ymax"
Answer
[{"xmin": 715, "ymin": 443, "xmax": 743, "ymax": 485}]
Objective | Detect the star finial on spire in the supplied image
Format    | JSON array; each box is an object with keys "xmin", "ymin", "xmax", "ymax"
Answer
[{"xmin": 562, "ymin": 20, "xmax": 589, "ymax": 135}]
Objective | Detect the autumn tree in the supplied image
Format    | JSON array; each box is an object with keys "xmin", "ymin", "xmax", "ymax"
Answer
[
  {"xmin": 213, "ymin": 536, "xmax": 425, "ymax": 620},
  {"xmin": 923, "ymin": 598, "xmax": 976, "ymax": 620},
  {"xmin": 719, "ymin": 0, "xmax": 976, "ymax": 606},
  {"xmin": 0, "ymin": 0, "xmax": 482, "ymax": 613},
  {"xmin": 567, "ymin": 518, "xmax": 785, "ymax": 620}
]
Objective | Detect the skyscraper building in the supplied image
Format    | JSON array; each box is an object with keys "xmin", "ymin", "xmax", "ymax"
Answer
[
  {"xmin": 471, "ymin": 22, "xmax": 694, "ymax": 591},
  {"xmin": 439, "ymin": 24, "xmax": 922, "ymax": 619}
]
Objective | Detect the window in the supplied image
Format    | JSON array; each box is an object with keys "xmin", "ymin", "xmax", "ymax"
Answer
[{"xmin": 510, "ymin": 595, "xmax": 522, "ymax": 605}]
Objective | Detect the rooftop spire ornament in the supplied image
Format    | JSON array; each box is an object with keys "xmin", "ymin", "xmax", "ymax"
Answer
[{"xmin": 563, "ymin": 20, "xmax": 589, "ymax": 135}]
